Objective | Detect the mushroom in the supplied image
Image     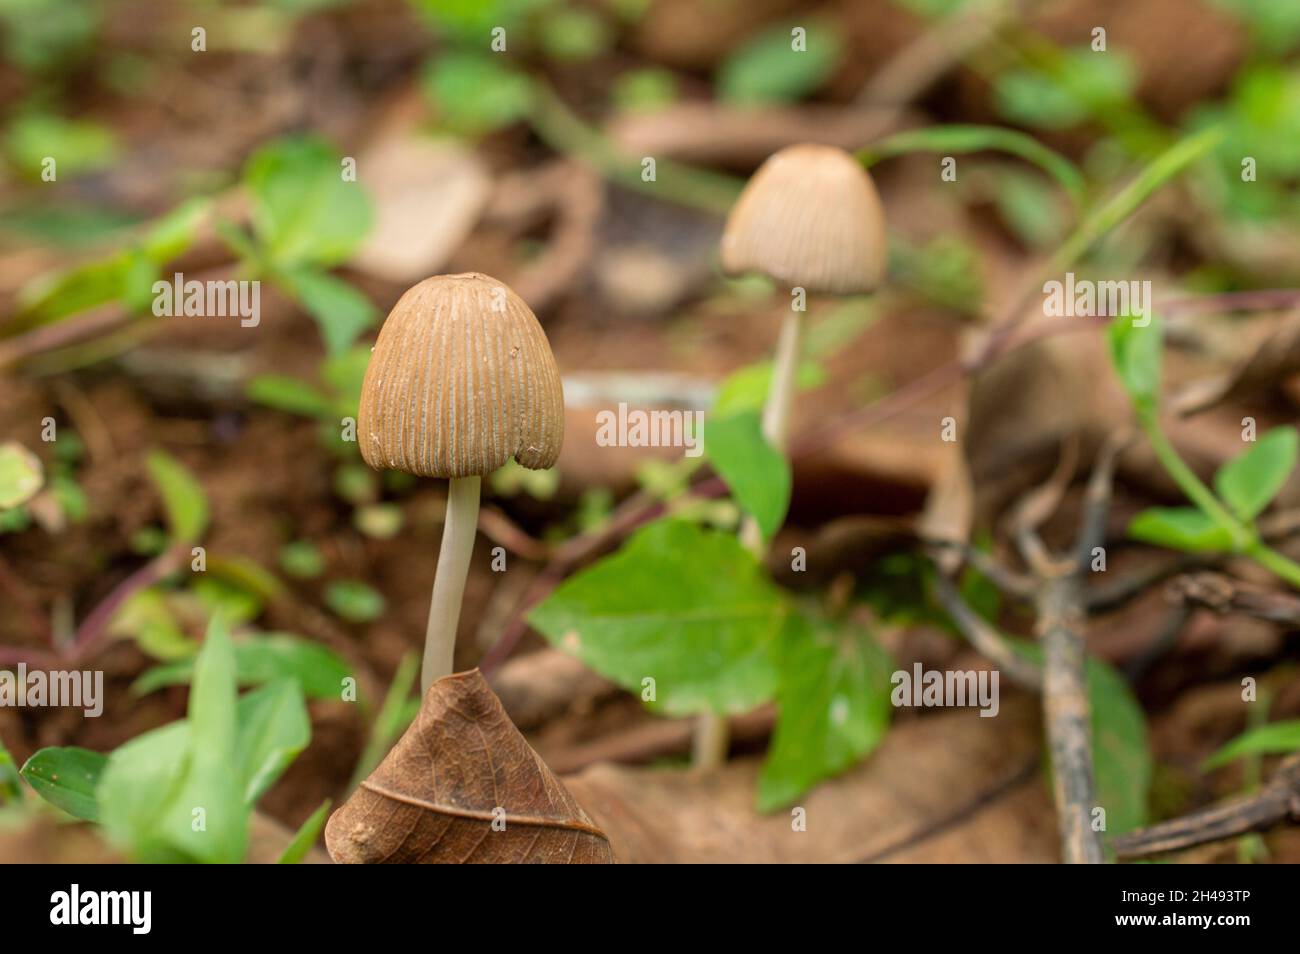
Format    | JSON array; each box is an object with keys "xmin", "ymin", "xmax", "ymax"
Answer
[
  {"xmin": 721, "ymin": 142, "xmax": 887, "ymax": 463},
  {"xmin": 697, "ymin": 144, "xmax": 886, "ymax": 766},
  {"xmin": 358, "ymin": 272, "xmax": 564, "ymax": 691}
]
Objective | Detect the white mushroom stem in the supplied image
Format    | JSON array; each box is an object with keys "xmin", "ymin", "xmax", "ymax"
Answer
[
  {"xmin": 422, "ymin": 475, "xmax": 482, "ymax": 692},
  {"xmin": 696, "ymin": 308, "xmax": 805, "ymax": 768}
]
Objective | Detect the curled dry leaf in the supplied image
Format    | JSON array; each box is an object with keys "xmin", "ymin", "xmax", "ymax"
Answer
[
  {"xmin": 1172, "ymin": 308, "xmax": 1300, "ymax": 417},
  {"xmin": 325, "ymin": 669, "xmax": 613, "ymax": 864}
]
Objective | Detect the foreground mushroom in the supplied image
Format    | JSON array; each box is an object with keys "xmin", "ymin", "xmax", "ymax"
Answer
[{"xmin": 358, "ymin": 272, "xmax": 564, "ymax": 690}]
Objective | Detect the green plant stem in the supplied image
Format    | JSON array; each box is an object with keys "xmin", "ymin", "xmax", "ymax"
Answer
[
  {"xmin": 1140, "ymin": 415, "xmax": 1242, "ymax": 540},
  {"xmin": 698, "ymin": 310, "xmax": 807, "ymax": 769},
  {"xmin": 1047, "ymin": 125, "xmax": 1225, "ymax": 279},
  {"xmin": 858, "ymin": 124, "xmax": 1086, "ymax": 207},
  {"xmin": 1243, "ymin": 543, "xmax": 1300, "ymax": 590},
  {"xmin": 422, "ymin": 475, "xmax": 481, "ymax": 692},
  {"xmin": 528, "ymin": 82, "xmax": 743, "ymax": 215},
  {"xmin": 1141, "ymin": 414, "xmax": 1300, "ymax": 589}
]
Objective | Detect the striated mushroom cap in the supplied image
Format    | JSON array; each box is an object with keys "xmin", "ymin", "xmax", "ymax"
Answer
[
  {"xmin": 358, "ymin": 273, "xmax": 564, "ymax": 478},
  {"xmin": 720, "ymin": 143, "xmax": 887, "ymax": 295}
]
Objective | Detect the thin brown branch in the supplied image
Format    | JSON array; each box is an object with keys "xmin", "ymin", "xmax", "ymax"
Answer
[
  {"xmin": 1112, "ymin": 754, "xmax": 1300, "ymax": 859},
  {"xmin": 929, "ymin": 569, "xmax": 1042, "ymax": 690}
]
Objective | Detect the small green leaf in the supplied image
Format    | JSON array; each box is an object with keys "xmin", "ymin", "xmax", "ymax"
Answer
[
  {"xmin": 324, "ymin": 580, "xmax": 386, "ymax": 623},
  {"xmin": 235, "ymin": 678, "xmax": 310, "ymax": 807},
  {"xmin": 99, "ymin": 615, "xmax": 246, "ymax": 862},
  {"xmin": 0, "ymin": 441, "xmax": 44, "ymax": 509},
  {"xmin": 712, "ymin": 360, "xmax": 825, "ymax": 418},
  {"xmin": 1107, "ymin": 313, "xmax": 1162, "ymax": 415},
  {"xmin": 133, "ymin": 634, "xmax": 351, "ymax": 700},
  {"xmin": 277, "ymin": 798, "xmax": 331, "ymax": 863},
  {"xmin": 247, "ymin": 374, "xmax": 332, "ymax": 418},
  {"xmin": 1203, "ymin": 719, "xmax": 1300, "ymax": 770},
  {"xmin": 717, "ymin": 20, "xmax": 841, "ymax": 105},
  {"xmin": 1128, "ymin": 506, "xmax": 1234, "ymax": 552},
  {"xmin": 0, "ymin": 739, "xmax": 20, "ymax": 803},
  {"xmin": 145, "ymin": 448, "xmax": 209, "ymax": 544},
  {"xmin": 282, "ymin": 267, "xmax": 377, "ymax": 355},
  {"xmin": 706, "ymin": 410, "xmax": 791, "ymax": 541},
  {"xmin": 1214, "ymin": 427, "xmax": 1298, "ymax": 521},
  {"xmin": 994, "ymin": 48, "xmax": 1136, "ymax": 131},
  {"xmin": 1088, "ymin": 657, "xmax": 1151, "ymax": 835},
  {"xmin": 141, "ymin": 197, "xmax": 210, "ymax": 264},
  {"xmin": 279, "ymin": 540, "xmax": 325, "ymax": 579},
  {"xmin": 538, "ymin": 7, "xmax": 611, "ymax": 61},
  {"xmin": 244, "ymin": 136, "xmax": 372, "ymax": 269},
  {"xmin": 529, "ymin": 519, "xmax": 786, "ymax": 715},
  {"xmin": 19, "ymin": 746, "xmax": 106, "ymax": 821},
  {"xmin": 757, "ymin": 611, "xmax": 893, "ymax": 811},
  {"xmin": 5, "ymin": 111, "xmax": 117, "ymax": 179},
  {"xmin": 349, "ymin": 651, "xmax": 419, "ymax": 789},
  {"xmin": 421, "ymin": 52, "xmax": 534, "ymax": 135},
  {"xmin": 1016, "ymin": 643, "xmax": 1151, "ymax": 836}
]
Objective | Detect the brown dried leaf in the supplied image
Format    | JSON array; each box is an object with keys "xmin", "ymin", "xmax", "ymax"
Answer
[
  {"xmin": 1172, "ymin": 309, "xmax": 1300, "ymax": 416},
  {"xmin": 325, "ymin": 669, "xmax": 613, "ymax": 864},
  {"xmin": 566, "ymin": 696, "xmax": 1057, "ymax": 863}
]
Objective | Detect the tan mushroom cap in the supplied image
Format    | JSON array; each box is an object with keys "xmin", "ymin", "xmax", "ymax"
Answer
[
  {"xmin": 720, "ymin": 143, "xmax": 887, "ymax": 295},
  {"xmin": 358, "ymin": 273, "xmax": 564, "ymax": 478}
]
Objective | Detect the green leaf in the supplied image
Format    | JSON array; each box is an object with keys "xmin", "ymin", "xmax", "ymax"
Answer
[
  {"xmin": 279, "ymin": 540, "xmax": 325, "ymax": 579},
  {"xmin": 349, "ymin": 651, "xmax": 419, "ymax": 789},
  {"xmin": 244, "ymin": 136, "xmax": 372, "ymax": 269},
  {"xmin": 99, "ymin": 616, "xmax": 246, "ymax": 863},
  {"xmin": 994, "ymin": 48, "xmax": 1136, "ymax": 131},
  {"xmin": 282, "ymin": 267, "xmax": 377, "ymax": 355},
  {"xmin": 235, "ymin": 679, "xmax": 310, "ymax": 807},
  {"xmin": 97, "ymin": 721, "xmax": 192, "ymax": 861},
  {"xmin": 538, "ymin": 7, "xmax": 612, "ymax": 61},
  {"xmin": 757, "ymin": 611, "xmax": 893, "ymax": 811},
  {"xmin": 145, "ymin": 448, "xmax": 209, "ymax": 544},
  {"xmin": 712, "ymin": 360, "xmax": 825, "ymax": 418},
  {"xmin": 5, "ymin": 111, "xmax": 117, "ymax": 179},
  {"xmin": 1128, "ymin": 506, "xmax": 1234, "ymax": 552},
  {"xmin": 717, "ymin": 20, "xmax": 841, "ymax": 105},
  {"xmin": 1088, "ymin": 657, "xmax": 1151, "ymax": 835},
  {"xmin": 19, "ymin": 747, "xmax": 106, "ymax": 821},
  {"xmin": 140, "ymin": 197, "xmax": 211, "ymax": 264},
  {"xmin": 706, "ymin": 410, "xmax": 791, "ymax": 541},
  {"xmin": 133, "ymin": 634, "xmax": 350, "ymax": 700},
  {"xmin": 0, "ymin": 441, "xmax": 44, "ymax": 509},
  {"xmin": 0, "ymin": 739, "xmax": 20, "ymax": 803},
  {"xmin": 1106, "ymin": 313, "xmax": 1163, "ymax": 415},
  {"xmin": 1214, "ymin": 427, "xmax": 1298, "ymax": 521},
  {"xmin": 1203, "ymin": 719, "xmax": 1300, "ymax": 769},
  {"xmin": 247, "ymin": 374, "xmax": 332, "ymax": 418},
  {"xmin": 180, "ymin": 615, "xmax": 245, "ymax": 855},
  {"xmin": 324, "ymin": 580, "xmax": 386, "ymax": 623},
  {"xmin": 421, "ymin": 52, "xmax": 534, "ymax": 135},
  {"xmin": 1015, "ymin": 643, "xmax": 1151, "ymax": 836},
  {"xmin": 529, "ymin": 519, "xmax": 786, "ymax": 715},
  {"xmin": 277, "ymin": 798, "xmax": 331, "ymax": 863}
]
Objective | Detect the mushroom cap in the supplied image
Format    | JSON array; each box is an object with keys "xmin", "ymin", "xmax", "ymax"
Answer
[
  {"xmin": 358, "ymin": 273, "xmax": 564, "ymax": 478},
  {"xmin": 720, "ymin": 143, "xmax": 887, "ymax": 295}
]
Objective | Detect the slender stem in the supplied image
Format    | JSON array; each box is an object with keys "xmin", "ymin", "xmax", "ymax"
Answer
[
  {"xmin": 1039, "ymin": 576, "xmax": 1105, "ymax": 864},
  {"xmin": 739, "ymin": 310, "xmax": 805, "ymax": 553},
  {"xmin": 1139, "ymin": 413, "xmax": 1300, "ymax": 587},
  {"xmin": 422, "ymin": 476, "xmax": 481, "ymax": 693},
  {"xmin": 699, "ymin": 310, "xmax": 806, "ymax": 768},
  {"xmin": 1244, "ymin": 543, "xmax": 1300, "ymax": 590},
  {"xmin": 1140, "ymin": 414, "xmax": 1247, "ymax": 541}
]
